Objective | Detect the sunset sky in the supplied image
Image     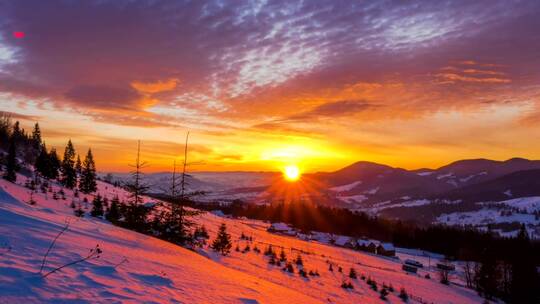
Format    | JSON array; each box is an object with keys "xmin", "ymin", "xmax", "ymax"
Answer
[{"xmin": 1, "ymin": 0, "xmax": 540, "ymax": 173}]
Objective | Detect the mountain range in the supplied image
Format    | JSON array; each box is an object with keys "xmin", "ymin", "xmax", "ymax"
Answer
[{"xmin": 103, "ymin": 158, "xmax": 540, "ymax": 238}]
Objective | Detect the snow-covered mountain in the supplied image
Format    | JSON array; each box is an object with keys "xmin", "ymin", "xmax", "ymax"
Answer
[
  {"xmin": 99, "ymin": 158, "xmax": 540, "ymax": 238},
  {"xmin": 0, "ymin": 174, "xmax": 485, "ymax": 303}
]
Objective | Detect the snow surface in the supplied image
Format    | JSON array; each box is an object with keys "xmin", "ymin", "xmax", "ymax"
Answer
[
  {"xmin": 329, "ymin": 181, "xmax": 362, "ymax": 192},
  {"xmin": 437, "ymin": 208, "xmax": 538, "ymax": 225},
  {"xmin": 0, "ymin": 175, "xmax": 484, "ymax": 303},
  {"xmin": 497, "ymin": 196, "xmax": 540, "ymax": 212}
]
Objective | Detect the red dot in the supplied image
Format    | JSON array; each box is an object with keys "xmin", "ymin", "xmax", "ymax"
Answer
[{"xmin": 13, "ymin": 31, "xmax": 25, "ymax": 39}]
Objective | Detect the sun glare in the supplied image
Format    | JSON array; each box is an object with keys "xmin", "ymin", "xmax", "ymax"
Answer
[{"xmin": 283, "ymin": 165, "xmax": 301, "ymax": 181}]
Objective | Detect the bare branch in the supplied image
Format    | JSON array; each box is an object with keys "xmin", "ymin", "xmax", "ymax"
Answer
[{"xmin": 40, "ymin": 219, "xmax": 71, "ymax": 273}]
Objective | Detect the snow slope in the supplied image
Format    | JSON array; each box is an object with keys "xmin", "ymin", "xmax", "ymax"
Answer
[{"xmin": 0, "ymin": 175, "xmax": 484, "ymax": 303}]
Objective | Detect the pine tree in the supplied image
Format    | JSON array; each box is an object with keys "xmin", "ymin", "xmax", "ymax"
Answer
[
  {"xmin": 106, "ymin": 196, "xmax": 121, "ymax": 223},
  {"xmin": 123, "ymin": 141, "xmax": 150, "ymax": 232},
  {"xmin": 11, "ymin": 121, "xmax": 23, "ymax": 144},
  {"xmin": 399, "ymin": 288, "xmax": 409, "ymax": 302},
  {"xmin": 60, "ymin": 140, "xmax": 76, "ymax": 188},
  {"xmin": 49, "ymin": 148, "xmax": 61, "ymax": 179},
  {"xmin": 3, "ymin": 137, "xmax": 17, "ymax": 182},
  {"xmin": 279, "ymin": 248, "xmax": 287, "ymax": 262},
  {"xmin": 510, "ymin": 225, "xmax": 540, "ymax": 303},
  {"xmin": 380, "ymin": 287, "xmax": 389, "ymax": 300},
  {"xmin": 80, "ymin": 149, "xmax": 97, "ymax": 194},
  {"xmin": 74, "ymin": 203, "xmax": 85, "ymax": 217},
  {"xmin": 35, "ymin": 143, "xmax": 50, "ymax": 178},
  {"xmin": 75, "ymin": 155, "xmax": 82, "ymax": 177},
  {"xmin": 295, "ymin": 254, "xmax": 303, "ymax": 266},
  {"xmin": 193, "ymin": 225, "xmax": 210, "ymax": 246},
  {"xmin": 126, "ymin": 141, "xmax": 149, "ymax": 206},
  {"xmin": 159, "ymin": 159, "xmax": 195, "ymax": 245},
  {"xmin": 211, "ymin": 223, "xmax": 232, "ymax": 255},
  {"xmin": 475, "ymin": 249, "xmax": 500, "ymax": 300},
  {"xmin": 349, "ymin": 267, "xmax": 357, "ymax": 279},
  {"xmin": 90, "ymin": 194, "xmax": 104, "ymax": 217},
  {"xmin": 31, "ymin": 123, "xmax": 42, "ymax": 150}
]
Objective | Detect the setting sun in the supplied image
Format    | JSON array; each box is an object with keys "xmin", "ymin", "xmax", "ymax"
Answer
[{"xmin": 283, "ymin": 165, "xmax": 301, "ymax": 181}]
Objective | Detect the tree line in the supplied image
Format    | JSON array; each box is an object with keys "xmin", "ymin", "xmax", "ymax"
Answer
[
  {"xmin": 0, "ymin": 113, "xmax": 97, "ymax": 193},
  {"xmin": 189, "ymin": 199, "xmax": 539, "ymax": 303}
]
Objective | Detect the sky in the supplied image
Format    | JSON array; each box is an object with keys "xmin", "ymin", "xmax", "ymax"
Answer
[{"xmin": 1, "ymin": 0, "xmax": 540, "ymax": 173}]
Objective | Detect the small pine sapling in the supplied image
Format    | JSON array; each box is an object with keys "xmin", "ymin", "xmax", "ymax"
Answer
[
  {"xmin": 380, "ymin": 287, "xmax": 389, "ymax": 300},
  {"xmin": 399, "ymin": 287, "xmax": 409, "ymax": 302},
  {"xmin": 349, "ymin": 267, "xmax": 357, "ymax": 279},
  {"xmin": 295, "ymin": 254, "xmax": 303, "ymax": 266},
  {"xmin": 283, "ymin": 262, "xmax": 294, "ymax": 273},
  {"xmin": 279, "ymin": 248, "xmax": 287, "ymax": 262}
]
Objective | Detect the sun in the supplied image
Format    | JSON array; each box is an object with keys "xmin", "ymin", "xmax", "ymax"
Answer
[{"xmin": 283, "ymin": 165, "xmax": 301, "ymax": 181}]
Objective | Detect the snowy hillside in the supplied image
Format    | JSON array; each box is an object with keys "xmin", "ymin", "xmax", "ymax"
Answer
[{"xmin": 0, "ymin": 175, "xmax": 485, "ymax": 303}]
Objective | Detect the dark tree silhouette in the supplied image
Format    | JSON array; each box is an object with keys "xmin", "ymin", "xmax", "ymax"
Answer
[
  {"xmin": 80, "ymin": 149, "xmax": 97, "ymax": 194},
  {"xmin": 3, "ymin": 137, "xmax": 17, "ymax": 182},
  {"xmin": 211, "ymin": 223, "xmax": 232, "ymax": 255},
  {"xmin": 60, "ymin": 140, "xmax": 77, "ymax": 188},
  {"xmin": 48, "ymin": 148, "xmax": 61, "ymax": 179},
  {"xmin": 90, "ymin": 194, "xmax": 104, "ymax": 217}
]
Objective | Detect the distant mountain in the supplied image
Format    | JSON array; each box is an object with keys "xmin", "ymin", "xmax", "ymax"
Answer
[
  {"xmin": 99, "ymin": 158, "xmax": 540, "ymax": 237},
  {"xmin": 102, "ymin": 157, "xmax": 540, "ymax": 211},
  {"xmin": 313, "ymin": 158, "xmax": 540, "ymax": 209},
  {"xmin": 430, "ymin": 157, "xmax": 540, "ymax": 187},
  {"xmin": 436, "ymin": 169, "xmax": 540, "ymax": 202}
]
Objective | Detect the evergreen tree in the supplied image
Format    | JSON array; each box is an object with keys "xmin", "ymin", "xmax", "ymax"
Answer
[
  {"xmin": 349, "ymin": 267, "xmax": 357, "ymax": 279},
  {"xmin": 31, "ymin": 122, "xmax": 42, "ymax": 150},
  {"xmin": 60, "ymin": 140, "xmax": 76, "ymax": 188},
  {"xmin": 48, "ymin": 148, "xmax": 61, "ymax": 179},
  {"xmin": 35, "ymin": 143, "xmax": 51, "ymax": 178},
  {"xmin": 123, "ymin": 141, "xmax": 150, "ymax": 232},
  {"xmin": 0, "ymin": 112, "xmax": 11, "ymax": 150},
  {"xmin": 90, "ymin": 194, "xmax": 104, "ymax": 217},
  {"xmin": 74, "ymin": 203, "xmax": 85, "ymax": 217},
  {"xmin": 510, "ymin": 225, "xmax": 540, "ymax": 303},
  {"xmin": 80, "ymin": 149, "xmax": 97, "ymax": 194},
  {"xmin": 106, "ymin": 196, "xmax": 121, "ymax": 223},
  {"xmin": 75, "ymin": 155, "xmax": 82, "ymax": 177},
  {"xmin": 11, "ymin": 121, "xmax": 23, "ymax": 144},
  {"xmin": 211, "ymin": 223, "xmax": 232, "ymax": 255},
  {"xmin": 3, "ymin": 137, "xmax": 17, "ymax": 182},
  {"xmin": 193, "ymin": 225, "xmax": 210, "ymax": 247},
  {"xmin": 295, "ymin": 254, "xmax": 303, "ymax": 266},
  {"xmin": 475, "ymin": 249, "xmax": 500, "ymax": 300},
  {"xmin": 279, "ymin": 249, "xmax": 287, "ymax": 262}
]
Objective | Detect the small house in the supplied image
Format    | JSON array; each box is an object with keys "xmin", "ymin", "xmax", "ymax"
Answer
[
  {"xmin": 402, "ymin": 264, "xmax": 418, "ymax": 273},
  {"xmin": 436, "ymin": 262, "xmax": 455, "ymax": 271},
  {"xmin": 334, "ymin": 236, "xmax": 355, "ymax": 248},
  {"xmin": 356, "ymin": 239, "xmax": 370, "ymax": 251},
  {"xmin": 377, "ymin": 243, "xmax": 396, "ymax": 257},
  {"xmin": 366, "ymin": 240, "xmax": 379, "ymax": 253},
  {"xmin": 404, "ymin": 259, "xmax": 423, "ymax": 268},
  {"xmin": 268, "ymin": 222, "xmax": 295, "ymax": 235}
]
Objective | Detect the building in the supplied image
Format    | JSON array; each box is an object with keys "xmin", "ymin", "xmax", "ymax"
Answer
[
  {"xmin": 404, "ymin": 259, "xmax": 424, "ymax": 268},
  {"xmin": 377, "ymin": 243, "xmax": 396, "ymax": 257},
  {"xmin": 402, "ymin": 264, "xmax": 418, "ymax": 273},
  {"xmin": 366, "ymin": 240, "xmax": 379, "ymax": 253},
  {"xmin": 436, "ymin": 262, "xmax": 455, "ymax": 271},
  {"xmin": 334, "ymin": 236, "xmax": 355, "ymax": 248},
  {"xmin": 356, "ymin": 239, "xmax": 370, "ymax": 251},
  {"xmin": 267, "ymin": 222, "xmax": 296, "ymax": 236}
]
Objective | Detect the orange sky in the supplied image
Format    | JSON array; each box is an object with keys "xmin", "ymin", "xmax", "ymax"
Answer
[{"xmin": 1, "ymin": 1, "xmax": 540, "ymax": 173}]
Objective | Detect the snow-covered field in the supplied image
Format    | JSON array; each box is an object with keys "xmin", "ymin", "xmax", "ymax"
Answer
[{"xmin": 0, "ymin": 175, "xmax": 485, "ymax": 303}]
